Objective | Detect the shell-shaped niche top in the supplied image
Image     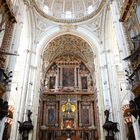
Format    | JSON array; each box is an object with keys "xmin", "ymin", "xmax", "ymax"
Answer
[{"xmin": 34, "ymin": 0, "xmax": 104, "ymax": 23}]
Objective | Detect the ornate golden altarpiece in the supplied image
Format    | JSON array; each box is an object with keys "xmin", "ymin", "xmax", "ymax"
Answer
[{"xmin": 37, "ymin": 55, "xmax": 99, "ymax": 140}]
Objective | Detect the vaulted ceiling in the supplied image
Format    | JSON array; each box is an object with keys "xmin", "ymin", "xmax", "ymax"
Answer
[{"xmin": 43, "ymin": 34, "xmax": 94, "ymax": 70}]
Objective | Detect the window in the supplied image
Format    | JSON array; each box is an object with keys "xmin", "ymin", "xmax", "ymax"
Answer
[
  {"xmin": 87, "ymin": 5, "xmax": 93, "ymax": 14},
  {"xmin": 43, "ymin": 5, "xmax": 49, "ymax": 14},
  {"xmin": 65, "ymin": 11, "xmax": 72, "ymax": 19}
]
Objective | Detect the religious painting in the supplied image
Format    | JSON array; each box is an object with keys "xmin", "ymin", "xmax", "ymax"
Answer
[
  {"xmin": 63, "ymin": 118, "xmax": 74, "ymax": 129},
  {"xmin": 81, "ymin": 77, "xmax": 88, "ymax": 89},
  {"xmin": 48, "ymin": 108, "xmax": 55, "ymax": 125},
  {"xmin": 49, "ymin": 76, "xmax": 56, "ymax": 89},
  {"xmin": 66, "ymin": 120, "xmax": 72, "ymax": 129},
  {"xmin": 62, "ymin": 68, "xmax": 74, "ymax": 87},
  {"xmin": 81, "ymin": 107, "xmax": 89, "ymax": 125}
]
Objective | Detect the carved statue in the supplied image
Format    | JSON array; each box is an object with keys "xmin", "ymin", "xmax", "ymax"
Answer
[
  {"xmin": 103, "ymin": 110, "xmax": 119, "ymax": 140},
  {"xmin": 44, "ymin": 77, "xmax": 49, "ymax": 89},
  {"xmin": 129, "ymin": 96, "xmax": 140, "ymax": 126},
  {"xmin": 0, "ymin": 68, "xmax": 12, "ymax": 86},
  {"xmin": 87, "ymin": 75, "xmax": 93, "ymax": 91},
  {"xmin": 18, "ymin": 110, "xmax": 33, "ymax": 140}
]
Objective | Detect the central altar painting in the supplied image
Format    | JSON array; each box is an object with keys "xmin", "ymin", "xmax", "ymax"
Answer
[{"xmin": 63, "ymin": 68, "xmax": 74, "ymax": 87}]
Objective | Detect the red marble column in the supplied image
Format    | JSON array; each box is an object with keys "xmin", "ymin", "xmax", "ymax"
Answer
[{"xmin": 0, "ymin": 19, "xmax": 15, "ymax": 69}]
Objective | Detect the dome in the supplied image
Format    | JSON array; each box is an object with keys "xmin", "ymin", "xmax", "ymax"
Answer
[{"xmin": 34, "ymin": 0, "xmax": 103, "ymax": 23}]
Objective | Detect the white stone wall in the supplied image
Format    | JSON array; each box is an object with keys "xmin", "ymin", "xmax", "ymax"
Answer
[{"xmin": 9, "ymin": 3, "xmax": 33, "ymax": 140}]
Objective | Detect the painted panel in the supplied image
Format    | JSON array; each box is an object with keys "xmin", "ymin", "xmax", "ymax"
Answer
[
  {"xmin": 81, "ymin": 77, "xmax": 88, "ymax": 89},
  {"xmin": 63, "ymin": 68, "xmax": 74, "ymax": 87},
  {"xmin": 48, "ymin": 108, "xmax": 55, "ymax": 124},
  {"xmin": 81, "ymin": 108, "xmax": 89, "ymax": 125},
  {"xmin": 49, "ymin": 76, "xmax": 56, "ymax": 89}
]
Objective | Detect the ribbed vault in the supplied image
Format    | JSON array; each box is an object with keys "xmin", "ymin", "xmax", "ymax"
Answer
[{"xmin": 43, "ymin": 34, "xmax": 94, "ymax": 71}]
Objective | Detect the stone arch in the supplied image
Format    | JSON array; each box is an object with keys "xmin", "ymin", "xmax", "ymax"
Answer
[{"xmin": 32, "ymin": 26, "xmax": 106, "ymax": 140}]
